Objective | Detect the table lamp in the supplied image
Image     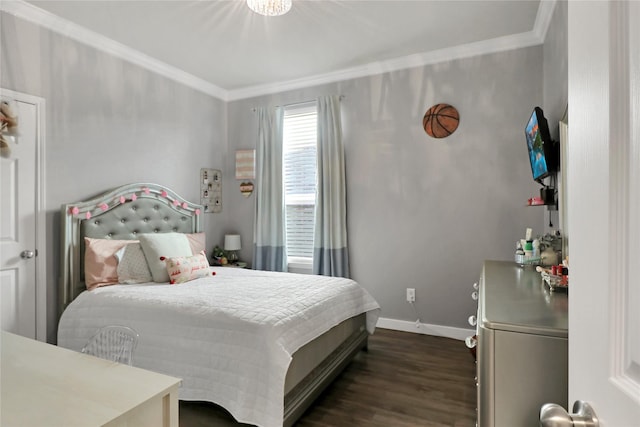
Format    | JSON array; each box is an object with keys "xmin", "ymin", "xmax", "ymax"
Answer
[{"xmin": 224, "ymin": 234, "xmax": 241, "ymax": 263}]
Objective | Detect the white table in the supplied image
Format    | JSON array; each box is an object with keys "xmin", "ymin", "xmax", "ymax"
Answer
[{"xmin": 1, "ymin": 331, "xmax": 181, "ymax": 427}]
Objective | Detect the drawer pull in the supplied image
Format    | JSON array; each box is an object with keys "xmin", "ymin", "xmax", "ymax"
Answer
[
  {"xmin": 468, "ymin": 315, "xmax": 477, "ymax": 326},
  {"xmin": 471, "ymin": 291, "xmax": 478, "ymax": 301},
  {"xmin": 465, "ymin": 335, "xmax": 477, "ymax": 349}
]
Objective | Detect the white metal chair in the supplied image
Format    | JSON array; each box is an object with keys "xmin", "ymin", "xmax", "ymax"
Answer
[{"xmin": 81, "ymin": 325, "xmax": 139, "ymax": 365}]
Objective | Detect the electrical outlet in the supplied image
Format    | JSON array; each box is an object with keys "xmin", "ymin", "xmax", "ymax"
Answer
[{"xmin": 406, "ymin": 288, "xmax": 416, "ymax": 302}]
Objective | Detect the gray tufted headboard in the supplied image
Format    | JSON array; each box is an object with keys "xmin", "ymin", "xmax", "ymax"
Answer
[{"xmin": 59, "ymin": 183, "xmax": 203, "ymax": 312}]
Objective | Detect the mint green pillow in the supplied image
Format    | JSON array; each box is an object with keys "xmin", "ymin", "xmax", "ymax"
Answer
[{"xmin": 138, "ymin": 233, "xmax": 193, "ymax": 282}]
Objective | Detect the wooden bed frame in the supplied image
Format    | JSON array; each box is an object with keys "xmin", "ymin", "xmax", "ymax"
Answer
[{"xmin": 58, "ymin": 182, "xmax": 368, "ymax": 427}]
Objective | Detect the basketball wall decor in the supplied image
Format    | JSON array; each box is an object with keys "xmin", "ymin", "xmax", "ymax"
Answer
[{"xmin": 422, "ymin": 103, "xmax": 460, "ymax": 138}]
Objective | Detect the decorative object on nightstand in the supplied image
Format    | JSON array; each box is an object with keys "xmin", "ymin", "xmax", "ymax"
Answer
[
  {"xmin": 224, "ymin": 234, "xmax": 241, "ymax": 264},
  {"xmin": 211, "ymin": 245, "xmax": 227, "ymax": 266}
]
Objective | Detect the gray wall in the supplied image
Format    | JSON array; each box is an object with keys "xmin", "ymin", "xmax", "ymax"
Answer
[
  {"xmin": 1, "ymin": 2, "xmax": 568, "ymax": 340},
  {"xmin": 1, "ymin": 12, "xmax": 228, "ymax": 342},
  {"xmin": 544, "ymin": 0, "xmax": 568, "ymax": 141},
  {"xmin": 542, "ymin": 0, "xmax": 568, "ymax": 232},
  {"xmin": 227, "ymin": 46, "xmax": 546, "ymax": 329}
]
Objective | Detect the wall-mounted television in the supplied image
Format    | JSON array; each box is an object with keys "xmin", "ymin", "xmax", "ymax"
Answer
[{"xmin": 524, "ymin": 107, "xmax": 557, "ymax": 182}]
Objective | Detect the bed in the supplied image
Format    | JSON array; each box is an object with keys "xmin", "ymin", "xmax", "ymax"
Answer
[{"xmin": 57, "ymin": 183, "xmax": 380, "ymax": 427}]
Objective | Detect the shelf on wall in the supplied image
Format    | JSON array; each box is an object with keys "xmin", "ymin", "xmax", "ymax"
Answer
[{"xmin": 526, "ymin": 199, "xmax": 557, "ymax": 210}]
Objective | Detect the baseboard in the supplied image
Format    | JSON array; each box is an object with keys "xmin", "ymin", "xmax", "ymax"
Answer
[{"xmin": 376, "ymin": 317, "xmax": 474, "ymax": 341}]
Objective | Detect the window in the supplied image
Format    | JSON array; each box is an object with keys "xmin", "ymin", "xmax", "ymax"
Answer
[{"xmin": 283, "ymin": 103, "xmax": 317, "ymax": 267}]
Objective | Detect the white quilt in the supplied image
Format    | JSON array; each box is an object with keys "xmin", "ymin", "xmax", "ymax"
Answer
[{"xmin": 57, "ymin": 267, "xmax": 380, "ymax": 427}]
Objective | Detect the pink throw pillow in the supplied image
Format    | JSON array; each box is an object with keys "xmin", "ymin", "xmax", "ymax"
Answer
[
  {"xmin": 186, "ymin": 232, "xmax": 206, "ymax": 255},
  {"xmin": 84, "ymin": 237, "xmax": 137, "ymax": 290}
]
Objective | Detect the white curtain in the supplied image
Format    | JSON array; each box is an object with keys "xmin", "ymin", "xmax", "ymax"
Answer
[
  {"xmin": 252, "ymin": 107, "xmax": 287, "ymax": 271},
  {"xmin": 313, "ymin": 95, "xmax": 350, "ymax": 277}
]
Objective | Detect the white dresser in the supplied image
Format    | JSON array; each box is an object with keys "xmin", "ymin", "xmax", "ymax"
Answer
[
  {"xmin": 476, "ymin": 260, "xmax": 568, "ymax": 427},
  {"xmin": 1, "ymin": 331, "xmax": 181, "ymax": 427}
]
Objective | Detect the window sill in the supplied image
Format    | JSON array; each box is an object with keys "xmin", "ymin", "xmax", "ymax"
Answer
[{"xmin": 287, "ymin": 258, "xmax": 312, "ymax": 275}]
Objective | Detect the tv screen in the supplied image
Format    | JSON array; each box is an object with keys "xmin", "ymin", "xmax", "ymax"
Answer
[{"xmin": 525, "ymin": 107, "xmax": 554, "ymax": 181}]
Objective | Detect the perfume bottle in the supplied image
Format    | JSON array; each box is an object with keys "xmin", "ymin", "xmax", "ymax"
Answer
[{"xmin": 515, "ymin": 241, "xmax": 525, "ymax": 266}]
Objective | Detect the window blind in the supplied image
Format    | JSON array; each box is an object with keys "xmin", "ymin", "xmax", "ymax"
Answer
[{"xmin": 283, "ymin": 103, "xmax": 317, "ymax": 260}]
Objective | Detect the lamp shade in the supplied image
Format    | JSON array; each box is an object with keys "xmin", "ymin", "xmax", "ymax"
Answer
[{"xmin": 224, "ymin": 234, "xmax": 241, "ymax": 251}]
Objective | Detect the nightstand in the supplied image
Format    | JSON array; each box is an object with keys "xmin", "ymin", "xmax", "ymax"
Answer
[{"xmin": 221, "ymin": 262, "xmax": 247, "ymax": 268}]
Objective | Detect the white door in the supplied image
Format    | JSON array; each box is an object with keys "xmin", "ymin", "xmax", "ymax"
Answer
[
  {"xmin": 565, "ymin": 1, "xmax": 640, "ymax": 425},
  {"xmin": 0, "ymin": 89, "xmax": 44, "ymax": 340}
]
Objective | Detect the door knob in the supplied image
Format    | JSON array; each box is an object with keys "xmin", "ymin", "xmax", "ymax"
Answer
[
  {"xmin": 20, "ymin": 250, "xmax": 35, "ymax": 259},
  {"xmin": 540, "ymin": 401, "xmax": 599, "ymax": 427}
]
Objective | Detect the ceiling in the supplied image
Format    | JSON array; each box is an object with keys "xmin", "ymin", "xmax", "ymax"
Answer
[{"xmin": 4, "ymin": 0, "xmax": 552, "ymax": 100}]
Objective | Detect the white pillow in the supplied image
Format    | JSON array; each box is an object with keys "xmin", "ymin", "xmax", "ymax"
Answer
[
  {"xmin": 115, "ymin": 243, "xmax": 153, "ymax": 284},
  {"xmin": 138, "ymin": 233, "xmax": 193, "ymax": 282}
]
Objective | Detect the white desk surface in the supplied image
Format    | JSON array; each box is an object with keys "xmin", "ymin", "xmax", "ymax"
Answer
[{"xmin": 1, "ymin": 331, "xmax": 181, "ymax": 427}]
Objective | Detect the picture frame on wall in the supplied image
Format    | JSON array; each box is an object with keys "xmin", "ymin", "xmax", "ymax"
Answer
[{"xmin": 201, "ymin": 168, "xmax": 222, "ymax": 213}]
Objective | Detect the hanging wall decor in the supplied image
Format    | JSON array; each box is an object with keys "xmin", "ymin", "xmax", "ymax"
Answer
[
  {"xmin": 0, "ymin": 98, "xmax": 19, "ymax": 158},
  {"xmin": 235, "ymin": 149, "xmax": 256, "ymax": 180},
  {"xmin": 422, "ymin": 103, "xmax": 459, "ymax": 138},
  {"xmin": 200, "ymin": 168, "xmax": 222, "ymax": 213},
  {"xmin": 235, "ymin": 149, "xmax": 255, "ymax": 197},
  {"xmin": 240, "ymin": 182, "xmax": 254, "ymax": 197}
]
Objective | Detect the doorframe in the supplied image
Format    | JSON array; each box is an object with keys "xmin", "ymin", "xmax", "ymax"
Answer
[
  {"xmin": 1, "ymin": 88, "xmax": 47, "ymax": 342},
  {"xmin": 608, "ymin": 0, "xmax": 640, "ymax": 402}
]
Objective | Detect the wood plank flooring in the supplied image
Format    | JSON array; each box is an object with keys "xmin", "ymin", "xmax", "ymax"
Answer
[{"xmin": 179, "ymin": 328, "xmax": 477, "ymax": 427}]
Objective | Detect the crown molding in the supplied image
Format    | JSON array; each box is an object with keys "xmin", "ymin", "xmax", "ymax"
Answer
[
  {"xmin": 2, "ymin": 0, "xmax": 557, "ymax": 103},
  {"xmin": 533, "ymin": 0, "xmax": 558, "ymax": 42},
  {"xmin": 226, "ymin": 30, "xmax": 543, "ymax": 101},
  {"xmin": 228, "ymin": 0, "xmax": 556, "ymax": 101},
  {"xmin": 0, "ymin": 0, "xmax": 228, "ymax": 100}
]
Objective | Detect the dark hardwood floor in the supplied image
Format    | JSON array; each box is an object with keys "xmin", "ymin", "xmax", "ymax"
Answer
[{"xmin": 180, "ymin": 328, "xmax": 477, "ymax": 427}]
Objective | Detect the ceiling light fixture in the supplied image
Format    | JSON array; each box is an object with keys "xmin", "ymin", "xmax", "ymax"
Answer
[{"xmin": 246, "ymin": 0, "xmax": 292, "ymax": 16}]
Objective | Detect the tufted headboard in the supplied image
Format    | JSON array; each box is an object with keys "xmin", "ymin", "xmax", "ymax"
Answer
[{"xmin": 59, "ymin": 183, "xmax": 203, "ymax": 312}]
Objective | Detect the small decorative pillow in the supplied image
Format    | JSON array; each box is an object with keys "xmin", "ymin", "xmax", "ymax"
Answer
[
  {"xmin": 115, "ymin": 243, "xmax": 153, "ymax": 284},
  {"xmin": 163, "ymin": 251, "xmax": 212, "ymax": 284},
  {"xmin": 138, "ymin": 233, "xmax": 193, "ymax": 282}
]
